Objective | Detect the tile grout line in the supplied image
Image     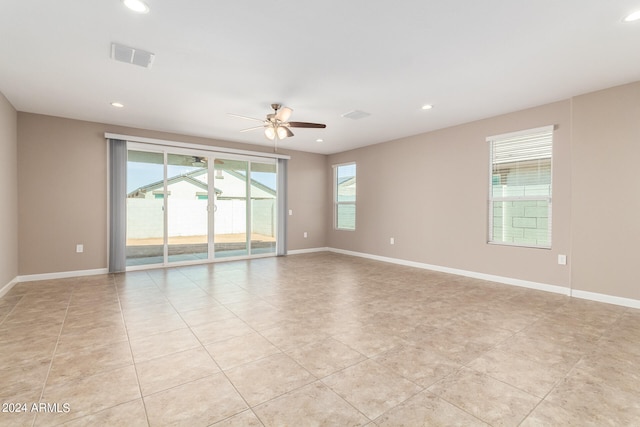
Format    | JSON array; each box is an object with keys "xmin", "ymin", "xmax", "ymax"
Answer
[
  {"xmin": 112, "ymin": 272, "xmax": 152, "ymax": 427},
  {"xmin": 154, "ymin": 267, "xmax": 265, "ymax": 425},
  {"xmin": 32, "ymin": 287, "xmax": 74, "ymax": 427}
]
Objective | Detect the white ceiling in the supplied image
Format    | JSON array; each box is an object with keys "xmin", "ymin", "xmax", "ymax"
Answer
[{"xmin": 1, "ymin": 1, "xmax": 639, "ymax": 154}]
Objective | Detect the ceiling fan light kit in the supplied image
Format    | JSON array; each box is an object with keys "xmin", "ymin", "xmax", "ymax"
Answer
[{"xmin": 229, "ymin": 104, "xmax": 326, "ymax": 150}]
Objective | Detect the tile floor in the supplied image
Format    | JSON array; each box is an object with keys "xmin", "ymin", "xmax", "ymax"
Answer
[{"xmin": 1, "ymin": 252, "xmax": 639, "ymax": 426}]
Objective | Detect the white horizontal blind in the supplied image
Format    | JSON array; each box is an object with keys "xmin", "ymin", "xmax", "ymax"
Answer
[
  {"xmin": 488, "ymin": 125, "xmax": 554, "ymax": 248},
  {"xmin": 492, "ymin": 128, "xmax": 553, "ymax": 164}
]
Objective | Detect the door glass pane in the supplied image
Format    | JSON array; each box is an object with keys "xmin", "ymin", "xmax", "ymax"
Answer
[
  {"xmin": 167, "ymin": 154, "xmax": 209, "ymax": 263},
  {"xmin": 250, "ymin": 162, "xmax": 277, "ymax": 255},
  {"xmin": 126, "ymin": 150, "xmax": 164, "ymax": 266},
  {"xmin": 214, "ymin": 159, "xmax": 248, "ymax": 258}
]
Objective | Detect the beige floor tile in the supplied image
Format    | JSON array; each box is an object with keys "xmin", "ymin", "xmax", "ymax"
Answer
[
  {"xmin": 225, "ymin": 353, "xmax": 315, "ymax": 406},
  {"xmin": 254, "ymin": 381, "xmax": 369, "ymax": 426},
  {"xmin": 332, "ymin": 329, "xmax": 406, "ymax": 358},
  {"xmin": 64, "ymin": 304, "xmax": 123, "ymax": 323},
  {"xmin": 571, "ymin": 349, "xmax": 640, "ymax": 395},
  {"xmin": 62, "ymin": 311, "xmax": 124, "ymax": 331},
  {"xmin": 373, "ymin": 343, "xmax": 462, "ymax": 387},
  {"xmin": 2, "ymin": 253, "xmax": 640, "ymax": 426},
  {"xmin": 179, "ymin": 304, "xmax": 236, "ymax": 327},
  {"xmin": 36, "ymin": 365, "xmax": 140, "ymax": 426},
  {"xmin": 0, "ymin": 361, "xmax": 51, "ymax": 401},
  {"xmin": 144, "ymin": 373, "xmax": 248, "ymax": 426},
  {"xmin": 59, "ymin": 399, "xmax": 148, "ymax": 427},
  {"xmin": 205, "ymin": 332, "xmax": 280, "ymax": 370},
  {"xmin": 286, "ymin": 337, "xmax": 367, "ymax": 378},
  {"xmin": 168, "ymin": 295, "xmax": 220, "ymax": 312},
  {"xmin": 211, "ymin": 409, "xmax": 263, "ymax": 426},
  {"xmin": 322, "ymin": 359, "xmax": 422, "ymax": 420},
  {"xmin": 136, "ymin": 347, "xmax": 220, "ymax": 396},
  {"xmin": 427, "ymin": 367, "xmax": 540, "ymax": 426},
  {"xmin": 374, "ymin": 390, "xmax": 489, "ymax": 426},
  {"xmin": 129, "ymin": 327, "xmax": 201, "ymax": 362},
  {"xmin": 544, "ymin": 368, "xmax": 640, "ymax": 425},
  {"xmin": 491, "ymin": 333, "xmax": 584, "ymax": 373},
  {"xmin": 406, "ymin": 327, "xmax": 493, "ymax": 365},
  {"xmin": 467, "ymin": 348, "xmax": 567, "ymax": 398},
  {"xmin": 0, "ymin": 315, "xmax": 63, "ymax": 340},
  {"xmin": 190, "ymin": 316, "xmax": 254, "ymax": 345},
  {"xmin": 520, "ymin": 399, "xmax": 603, "ymax": 427},
  {"xmin": 124, "ymin": 311, "xmax": 188, "ymax": 338},
  {"xmin": 120, "ymin": 302, "xmax": 177, "ymax": 321},
  {"xmin": 55, "ymin": 324, "xmax": 129, "ymax": 354},
  {"xmin": 438, "ymin": 316, "xmax": 515, "ymax": 346},
  {"xmin": 0, "ymin": 336, "xmax": 57, "ymax": 369},
  {"xmin": 261, "ymin": 324, "xmax": 331, "ymax": 352},
  {"xmin": 0, "ymin": 389, "xmax": 41, "ymax": 426},
  {"xmin": 47, "ymin": 341, "xmax": 134, "ymax": 386}
]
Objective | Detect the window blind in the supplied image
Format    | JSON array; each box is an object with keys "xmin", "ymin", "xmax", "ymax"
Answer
[{"xmin": 487, "ymin": 125, "xmax": 554, "ymax": 248}]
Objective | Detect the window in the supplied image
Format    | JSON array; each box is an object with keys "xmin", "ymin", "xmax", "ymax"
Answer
[
  {"xmin": 488, "ymin": 125, "xmax": 553, "ymax": 248},
  {"xmin": 334, "ymin": 162, "xmax": 356, "ymax": 230}
]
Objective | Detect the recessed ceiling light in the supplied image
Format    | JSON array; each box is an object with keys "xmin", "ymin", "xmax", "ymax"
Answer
[
  {"xmin": 421, "ymin": 104, "xmax": 433, "ymax": 110},
  {"xmin": 624, "ymin": 10, "xmax": 640, "ymax": 22},
  {"xmin": 316, "ymin": 138, "xmax": 324, "ymax": 143},
  {"xmin": 111, "ymin": 102, "xmax": 124, "ymax": 108},
  {"xmin": 123, "ymin": 0, "xmax": 150, "ymax": 14}
]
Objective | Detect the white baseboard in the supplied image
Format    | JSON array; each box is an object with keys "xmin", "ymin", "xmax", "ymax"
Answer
[
  {"xmin": 17, "ymin": 268, "xmax": 109, "ymax": 283},
  {"xmin": 571, "ymin": 289, "xmax": 640, "ymax": 310},
  {"xmin": 0, "ymin": 276, "xmax": 19, "ymax": 298},
  {"xmin": 327, "ymin": 248, "xmax": 640, "ymax": 309},
  {"xmin": 287, "ymin": 247, "xmax": 330, "ymax": 255},
  {"xmin": 5, "ymin": 253, "xmax": 639, "ymax": 311},
  {"xmin": 327, "ymin": 247, "xmax": 570, "ymax": 296}
]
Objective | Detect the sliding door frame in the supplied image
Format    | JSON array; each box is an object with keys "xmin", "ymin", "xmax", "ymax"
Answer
[{"xmin": 115, "ymin": 135, "xmax": 288, "ymax": 271}]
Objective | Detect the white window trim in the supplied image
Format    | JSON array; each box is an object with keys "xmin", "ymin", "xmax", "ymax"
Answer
[
  {"xmin": 487, "ymin": 125, "xmax": 554, "ymax": 249},
  {"xmin": 333, "ymin": 162, "xmax": 356, "ymax": 231}
]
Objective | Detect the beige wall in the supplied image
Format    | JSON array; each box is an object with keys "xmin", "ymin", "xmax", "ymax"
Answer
[
  {"xmin": 327, "ymin": 101, "xmax": 573, "ymax": 288},
  {"xmin": 287, "ymin": 151, "xmax": 328, "ymax": 250},
  {"xmin": 0, "ymin": 92, "xmax": 18, "ymax": 288},
  {"xmin": 17, "ymin": 113, "xmax": 327, "ymax": 275},
  {"xmin": 11, "ymin": 81, "xmax": 640, "ymax": 302},
  {"xmin": 571, "ymin": 81, "xmax": 640, "ymax": 300}
]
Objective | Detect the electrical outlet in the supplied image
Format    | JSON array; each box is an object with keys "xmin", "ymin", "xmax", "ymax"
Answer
[
  {"xmin": 289, "ymin": 209, "xmax": 293, "ymax": 216},
  {"xmin": 558, "ymin": 254, "xmax": 567, "ymax": 265},
  {"xmin": 303, "ymin": 232, "xmax": 308, "ymax": 238},
  {"xmin": 390, "ymin": 237, "xmax": 395, "ymax": 245},
  {"xmin": 76, "ymin": 244, "xmax": 84, "ymax": 253}
]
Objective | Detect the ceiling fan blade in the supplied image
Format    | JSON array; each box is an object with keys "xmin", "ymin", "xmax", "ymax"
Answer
[
  {"xmin": 240, "ymin": 125, "xmax": 264, "ymax": 132},
  {"xmin": 227, "ymin": 113, "xmax": 264, "ymax": 123},
  {"xmin": 275, "ymin": 106, "xmax": 293, "ymax": 122},
  {"xmin": 287, "ymin": 122, "xmax": 326, "ymax": 129},
  {"xmin": 282, "ymin": 126, "xmax": 294, "ymax": 138}
]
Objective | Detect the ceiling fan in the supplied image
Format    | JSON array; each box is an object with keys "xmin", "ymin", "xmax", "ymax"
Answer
[
  {"xmin": 229, "ymin": 104, "xmax": 326, "ymax": 145},
  {"xmin": 190, "ymin": 156, "xmax": 224, "ymax": 167}
]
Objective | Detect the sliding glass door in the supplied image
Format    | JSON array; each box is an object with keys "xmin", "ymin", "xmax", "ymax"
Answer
[
  {"xmin": 213, "ymin": 159, "xmax": 249, "ymax": 258},
  {"xmin": 251, "ymin": 162, "xmax": 277, "ymax": 255},
  {"xmin": 126, "ymin": 150, "xmax": 165, "ymax": 266},
  {"xmin": 125, "ymin": 144, "xmax": 278, "ymax": 268},
  {"xmin": 166, "ymin": 153, "xmax": 209, "ymax": 263}
]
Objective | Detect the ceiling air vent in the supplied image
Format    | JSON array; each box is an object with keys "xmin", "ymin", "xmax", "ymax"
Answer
[
  {"xmin": 341, "ymin": 110, "xmax": 371, "ymax": 120},
  {"xmin": 111, "ymin": 43, "xmax": 155, "ymax": 68}
]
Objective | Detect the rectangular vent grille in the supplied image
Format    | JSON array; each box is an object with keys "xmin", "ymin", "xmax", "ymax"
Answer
[
  {"xmin": 341, "ymin": 110, "xmax": 371, "ymax": 120},
  {"xmin": 111, "ymin": 43, "xmax": 155, "ymax": 68}
]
